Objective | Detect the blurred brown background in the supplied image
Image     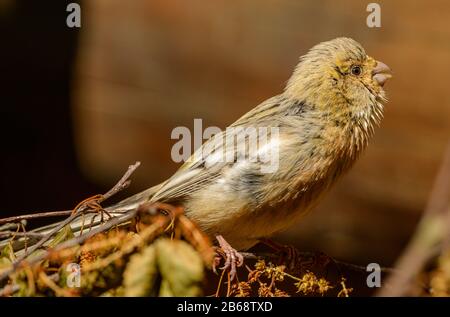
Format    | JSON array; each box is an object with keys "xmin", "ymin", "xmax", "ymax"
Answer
[{"xmin": 1, "ymin": 1, "xmax": 449, "ymax": 268}]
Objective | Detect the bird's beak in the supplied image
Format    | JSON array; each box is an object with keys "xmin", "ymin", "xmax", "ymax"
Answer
[{"xmin": 372, "ymin": 61, "xmax": 392, "ymax": 87}]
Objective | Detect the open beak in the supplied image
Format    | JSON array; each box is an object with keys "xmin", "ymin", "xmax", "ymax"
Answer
[{"xmin": 372, "ymin": 61, "xmax": 392, "ymax": 87}]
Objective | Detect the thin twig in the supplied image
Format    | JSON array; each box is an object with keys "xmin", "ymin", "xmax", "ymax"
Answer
[
  {"xmin": 215, "ymin": 269, "xmax": 227, "ymax": 297},
  {"xmin": 38, "ymin": 272, "xmax": 73, "ymax": 297},
  {"xmin": 101, "ymin": 161, "xmax": 141, "ymax": 202},
  {"xmin": 0, "ymin": 273, "xmax": 59, "ymax": 297},
  {"xmin": 0, "ymin": 284, "xmax": 20, "ymax": 297},
  {"xmin": 332, "ymin": 259, "xmax": 396, "ymax": 274},
  {"xmin": 0, "ymin": 162, "xmax": 141, "ymax": 283},
  {"xmin": 0, "ymin": 209, "xmax": 139, "ymax": 283},
  {"xmin": 0, "ymin": 210, "xmax": 72, "ymax": 226},
  {"xmin": 0, "ymin": 161, "xmax": 140, "ymax": 230},
  {"xmin": 21, "ymin": 162, "xmax": 139, "ymax": 260},
  {"xmin": 51, "ymin": 209, "xmax": 138, "ymax": 255},
  {"xmin": 0, "ymin": 231, "xmax": 45, "ymax": 239},
  {"xmin": 377, "ymin": 143, "xmax": 450, "ymax": 296},
  {"xmin": 240, "ymin": 251, "xmax": 396, "ymax": 274},
  {"xmin": 14, "ymin": 211, "xmax": 79, "ymax": 262}
]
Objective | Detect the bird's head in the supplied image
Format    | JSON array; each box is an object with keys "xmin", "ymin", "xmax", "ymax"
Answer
[{"xmin": 285, "ymin": 37, "xmax": 392, "ymax": 151}]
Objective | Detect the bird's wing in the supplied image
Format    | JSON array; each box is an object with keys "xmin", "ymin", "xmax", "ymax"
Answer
[
  {"xmin": 230, "ymin": 95, "xmax": 284, "ymax": 127},
  {"xmin": 149, "ymin": 130, "xmax": 228, "ymax": 202},
  {"xmin": 150, "ymin": 95, "xmax": 284, "ymax": 203}
]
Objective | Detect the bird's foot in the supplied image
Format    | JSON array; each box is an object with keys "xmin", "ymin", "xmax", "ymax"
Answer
[
  {"xmin": 259, "ymin": 239, "xmax": 332, "ymax": 273},
  {"xmin": 259, "ymin": 238, "xmax": 301, "ymax": 272},
  {"xmin": 213, "ymin": 235, "xmax": 244, "ymax": 281}
]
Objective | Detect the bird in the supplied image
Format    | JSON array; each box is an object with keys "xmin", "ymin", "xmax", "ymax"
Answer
[
  {"xmin": 109, "ymin": 37, "xmax": 392, "ymax": 278},
  {"xmin": 23, "ymin": 37, "xmax": 393, "ymax": 280}
]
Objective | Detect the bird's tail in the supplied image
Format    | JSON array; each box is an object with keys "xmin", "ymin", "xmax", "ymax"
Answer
[
  {"xmin": 108, "ymin": 183, "xmax": 162, "ymax": 212},
  {"xmin": 43, "ymin": 184, "xmax": 162, "ymax": 233}
]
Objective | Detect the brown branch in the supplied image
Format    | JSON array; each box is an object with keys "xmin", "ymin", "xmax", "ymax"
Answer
[
  {"xmin": 0, "ymin": 162, "xmax": 141, "ymax": 227},
  {"xmin": 0, "ymin": 284, "xmax": 20, "ymax": 297},
  {"xmin": 0, "ymin": 162, "xmax": 141, "ymax": 283},
  {"xmin": 0, "ymin": 273, "xmax": 59, "ymax": 297},
  {"xmin": 0, "ymin": 204, "xmax": 139, "ymax": 284},
  {"xmin": 377, "ymin": 142, "xmax": 450, "ymax": 296},
  {"xmin": 240, "ymin": 251, "xmax": 396, "ymax": 274},
  {"xmin": 50, "ymin": 209, "xmax": 138, "ymax": 255},
  {"xmin": 0, "ymin": 210, "xmax": 73, "ymax": 226},
  {"xmin": 100, "ymin": 161, "xmax": 141, "ymax": 202},
  {"xmin": 0, "ymin": 231, "xmax": 45, "ymax": 239},
  {"xmin": 15, "ymin": 213, "xmax": 79, "ymax": 261}
]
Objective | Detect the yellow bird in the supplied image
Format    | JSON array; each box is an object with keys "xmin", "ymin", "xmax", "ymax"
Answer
[{"xmin": 36, "ymin": 37, "xmax": 394, "ymax": 280}]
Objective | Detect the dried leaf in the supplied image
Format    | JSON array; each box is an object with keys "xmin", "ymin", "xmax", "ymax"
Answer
[
  {"xmin": 0, "ymin": 243, "xmax": 14, "ymax": 270},
  {"xmin": 156, "ymin": 238, "xmax": 203, "ymax": 297},
  {"xmin": 48, "ymin": 225, "xmax": 74, "ymax": 248},
  {"xmin": 123, "ymin": 244, "xmax": 158, "ymax": 296}
]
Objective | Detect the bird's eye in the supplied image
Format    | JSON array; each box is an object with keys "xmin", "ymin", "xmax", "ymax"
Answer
[{"xmin": 351, "ymin": 65, "xmax": 362, "ymax": 76}]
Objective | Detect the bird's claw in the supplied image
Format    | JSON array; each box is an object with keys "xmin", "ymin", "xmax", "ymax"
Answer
[
  {"xmin": 259, "ymin": 238, "xmax": 300, "ymax": 272},
  {"xmin": 280, "ymin": 244, "xmax": 300, "ymax": 271},
  {"xmin": 214, "ymin": 235, "xmax": 244, "ymax": 281}
]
